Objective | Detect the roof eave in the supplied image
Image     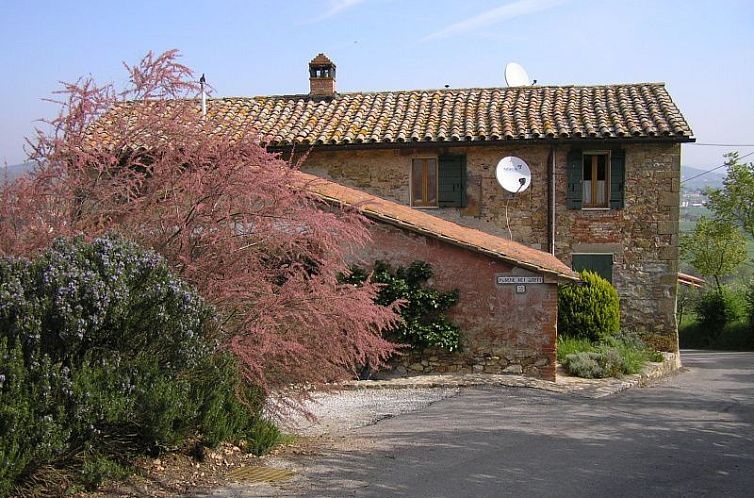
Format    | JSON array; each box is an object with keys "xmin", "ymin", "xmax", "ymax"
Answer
[
  {"xmin": 268, "ymin": 135, "xmax": 695, "ymax": 153},
  {"xmin": 311, "ymin": 192, "xmax": 580, "ymax": 282}
]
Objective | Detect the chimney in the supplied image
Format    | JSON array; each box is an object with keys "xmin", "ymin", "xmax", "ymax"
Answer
[{"xmin": 309, "ymin": 53, "xmax": 336, "ymax": 97}]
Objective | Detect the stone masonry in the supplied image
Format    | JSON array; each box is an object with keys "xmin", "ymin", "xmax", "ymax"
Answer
[
  {"xmin": 301, "ymin": 142, "xmax": 682, "ymax": 351},
  {"xmin": 357, "ymin": 222, "xmax": 560, "ymax": 381}
]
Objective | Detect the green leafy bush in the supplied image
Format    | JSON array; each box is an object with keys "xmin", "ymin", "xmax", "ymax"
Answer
[
  {"xmin": 680, "ymin": 320, "xmax": 754, "ymax": 350},
  {"xmin": 563, "ymin": 352, "xmax": 605, "ymax": 378},
  {"xmin": 695, "ymin": 288, "xmax": 745, "ymax": 336},
  {"xmin": 746, "ymin": 281, "xmax": 754, "ymax": 329},
  {"xmin": 558, "ymin": 270, "xmax": 620, "ymax": 342},
  {"xmin": 564, "ymin": 349, "xmax": 624, "ymax": 378},
  {"xmin": 558, "ymin": 332, "xmax": 659, "ymax": 378},
  {"xmin": 0, "ymin": 235, "xmax": 271, "ymax": 496},
  {"xmin": 341, "ymin": 260, "xmax": 461, "ymax": 352}
]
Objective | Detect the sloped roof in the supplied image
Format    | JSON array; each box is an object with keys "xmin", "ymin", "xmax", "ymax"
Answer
[
  {"xmin": 200, "ymin": 83, "xmax": 693, "ymax": 147},
  {"xmin": 298, "ymin": 171, "xmax": 579, "ymax": 281},
  {"xmin": 309, "ymin": 53, "xmax": 335, "ymax": 67}
]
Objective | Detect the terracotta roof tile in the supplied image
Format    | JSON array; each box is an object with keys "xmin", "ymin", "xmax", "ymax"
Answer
[
  {"xmin": 297, "ymin": 171, "xmax": 579, "ymax": 281},
  {"xmin": 188, "ymin": 83, "xmax": 692, "ymax": 147}
]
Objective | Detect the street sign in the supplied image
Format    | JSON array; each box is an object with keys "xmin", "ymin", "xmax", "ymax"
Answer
[{"xmin": 496, "ymin": 276, "xmax": 543, "ymax": 285}]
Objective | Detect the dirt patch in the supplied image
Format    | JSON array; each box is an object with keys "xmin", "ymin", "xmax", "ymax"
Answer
[{"xmin": 70, "ymin": 436, "xmax": 335, "ymax": 498}]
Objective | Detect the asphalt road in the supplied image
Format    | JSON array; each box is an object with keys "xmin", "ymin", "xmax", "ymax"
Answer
[{"xmin": 292, "ymin": 351, "xmax": 754, "ymax": 497}]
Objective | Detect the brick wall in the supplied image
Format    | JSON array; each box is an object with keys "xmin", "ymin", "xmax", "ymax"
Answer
[
  {"xmin": 302, "ymin": 141, "xmax": 681, "ymax": 351},
  {"xmin": 356, "ymin": 222, "xmax": 559, "ymax": 381}
]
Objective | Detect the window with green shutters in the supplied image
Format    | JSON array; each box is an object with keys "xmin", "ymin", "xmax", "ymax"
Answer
[
  {"xmin": 566, "ymin": 148, "xmax": 625, "ymax": 210},
  {"xmin": 411, "ymin": 155, "xmax": 466, "ymax": 208},
  {"xmin": 438, "ymin": 155, "xmax": 466, "ymax": 207},
  {"xmin": 572, "ymin": 253, "xmax": 613, "ymax": 283}
]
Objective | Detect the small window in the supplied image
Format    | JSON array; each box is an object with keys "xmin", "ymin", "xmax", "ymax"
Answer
[
  {"xmin": 582, "ymin": 152, "xmax": 609, "ymax": 208},
  {"xmin": 572, "ymin": 253, "xmax": 613, "ymax": 283},
  {"xmin": 411, "ymin": 158, "xmax": 438, "ymax": 207}
]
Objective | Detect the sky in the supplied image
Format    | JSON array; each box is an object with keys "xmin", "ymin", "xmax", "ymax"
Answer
[{"xmin": 1, "ymin": 0, "xmax": 753, "ymax": 170}]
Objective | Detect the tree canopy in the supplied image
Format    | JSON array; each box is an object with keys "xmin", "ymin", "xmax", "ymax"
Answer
[
  {"xmin": 0, "ymin": 50, "xmax": 400, "ymax": 393},
  {"xmin": 705, "ymin": 152, "xmax": 754, "ymax": 239},
  {"xmin": 680, "ymin": 216, "xmax": 747, "ymax": 290}
]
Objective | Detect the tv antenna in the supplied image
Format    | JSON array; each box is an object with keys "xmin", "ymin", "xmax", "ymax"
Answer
[
  {"xmin": 496, "ymin": 156, "xmax": 532, "ymax": 239},
  {"xmin": 505, "ymin": 62, "xmax": 533, "ymax": 87}
]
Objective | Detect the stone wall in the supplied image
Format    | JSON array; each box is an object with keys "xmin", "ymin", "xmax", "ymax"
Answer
[
  {"xmin": 301, "ymin": 141, "xmax": 682, "ymax": 351},
  {"xmin": 356, "ymin": 222, "xmax": 559, "ymax": 381}
]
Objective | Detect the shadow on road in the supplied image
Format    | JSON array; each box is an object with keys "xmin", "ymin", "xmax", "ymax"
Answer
[{"xmin": 292, "ymin": 351, "xmax": 754, "ymax": 497}]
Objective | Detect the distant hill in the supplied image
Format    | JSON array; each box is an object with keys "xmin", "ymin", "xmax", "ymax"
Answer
[
  {"xmin": 1, "ymin": 161, "xmax": 35, "ymax": 182},
  {"xmin": 681, "ymin": 165, "xmax": 725, "ymax": 192}
]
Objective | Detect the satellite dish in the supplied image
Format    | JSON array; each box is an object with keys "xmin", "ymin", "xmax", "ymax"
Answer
[
  {"xmin": 505, "ymin": 62, "xmax": 531, "ymax": 87},
  {"xmin": 496, "ymin": 156, "xmax": 532, "ymax": 193}
]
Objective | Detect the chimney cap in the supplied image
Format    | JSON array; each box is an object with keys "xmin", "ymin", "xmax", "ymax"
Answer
[{"xmin": 309, "ymin": 53, "xmax": 335, "ymax": 68}]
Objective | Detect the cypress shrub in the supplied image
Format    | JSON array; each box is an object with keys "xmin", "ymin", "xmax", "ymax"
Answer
[{"xmin": 558, "ymin": 270, "xmax": 620, "ymax": 342}]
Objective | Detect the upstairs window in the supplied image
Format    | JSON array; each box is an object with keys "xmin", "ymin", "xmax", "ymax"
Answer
[
  {"xmin": 411, "ymin": 155, "xmax": 467, "ymax": 208},
  {"xmin": 411, "ymin": 158, "xmax": 438, "ymax": 207},
  {"xmin": 566, "ymin": 148, "xmax": 625, "ymax": 210},
  {"xmin": 583, "ymin": 152, "xmax": 609, "ymax": 208}
]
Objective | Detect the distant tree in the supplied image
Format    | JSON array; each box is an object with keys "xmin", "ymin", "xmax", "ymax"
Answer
[
  {"xmin": 680, "ymin": 216, "xmax": 747, "ymax": 291},
  {"xmin": 0, "ymin": 50, "xmax": 400, "ymax": 393},
  {"xmin": 706, "ymin": 152, "xmax": 754, "ymax": 239}
]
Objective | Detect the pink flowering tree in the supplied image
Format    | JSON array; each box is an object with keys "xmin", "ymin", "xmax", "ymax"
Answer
[{"xmin": 0, "ymin": 50, "xmax": 399, "ymax": 393}]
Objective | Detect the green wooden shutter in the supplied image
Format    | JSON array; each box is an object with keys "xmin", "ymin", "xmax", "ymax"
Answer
[
  {"xmin": 566, "ymin": 149, "xmax": 582, "ymax": 210},
  {"xmin": 610, "ymin": 149, "xmax": 626, "ymax": 209},
  {"xmin": 438, "ymin": 155, "xmax": 466, "ymax": 207},
  {"xmin": 572, "ymin": 254, "xmax": 613, "ymax": 283}
]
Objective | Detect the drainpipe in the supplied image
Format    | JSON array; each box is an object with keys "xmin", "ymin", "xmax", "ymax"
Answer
[{"xmin": 548, "ymin": 145, "xmax": 556, "ymax": 255}]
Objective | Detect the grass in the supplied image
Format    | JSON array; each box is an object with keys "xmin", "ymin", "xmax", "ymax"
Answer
[{"xmin": 556, "ymin": 336, "xmax": 595, "ymax": 363}]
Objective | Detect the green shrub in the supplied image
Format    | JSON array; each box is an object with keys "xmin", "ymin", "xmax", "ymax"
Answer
[
  {"xmin": 80, "ymin": 456, "xmax": 132, "ymax": 491},
  {"xmin": 563, "ymin": 352, "xmax": 605, "ymax": 378},
  {"xmin": 341, "ymin": 260, "xmax": 461, "ymax": 352},
  {"xmin": 245, "ymin": 418, "xmax": 286, "ymax": 457},
  {"xmin": 606, "ymin": 342, "xmax": 644, "ymax": 375},
  {"xmin": 682, "ymin": 319, "xmax": 754, "ymax": 350},
  {"xmin": 558, "ymin": 270, "xmax": 620, "ymax": 343},
  {"xmin": 714, "ymin": 322, "xmax": 754, "ymax": 350},
  {"xmin": 0, "ymin": 235, "xmax": 271, "ymax": 495},
  {"xmin": 746, "ymin": 281, "xmax": 754, "ymax": 329},
  {"xmin": 560, "ymin": 331, "xmax": 659, "ymax": 378},
  {"xmin": 564, "ymin": 348, "xmax": 625, "ymax": 378},
  {"xmin": 695, "ymin": 288, "xmax": 745, "ymax": 336},
  {"xmin": 0, "ymin": 338, "xmax": 70, "ymax": 498}
]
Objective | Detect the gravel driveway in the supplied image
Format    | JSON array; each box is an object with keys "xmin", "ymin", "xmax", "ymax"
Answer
[{"xmin": 271, "ymin": 387, "xmax": 460, "ymax": 436}]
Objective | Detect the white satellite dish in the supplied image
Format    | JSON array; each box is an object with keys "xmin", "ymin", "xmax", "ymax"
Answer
[
  {"xmin": 505, "ymin": 62, "xmax": 531, "ymax": 87},
  {"xmin": 496, "ymin": 156, "xmax": 532, "ymax": 193}
]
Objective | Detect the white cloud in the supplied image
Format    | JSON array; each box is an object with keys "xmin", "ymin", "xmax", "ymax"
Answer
[
  {"xmin": 421, "ymin": 0, "xmax": 567, "ymax": 42},
  {"xmin": 305, "ymin": 0, "xmax": 367, "ymax": 24}
]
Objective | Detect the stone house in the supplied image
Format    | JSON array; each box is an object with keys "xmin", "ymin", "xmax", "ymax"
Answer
[
  {"xmin": 204, "ymin": 53, "xmax": 694, "ymax": 352},
  {"xmin": 302, "ymin": 170, "xmax": 579, "ymax": 381}
]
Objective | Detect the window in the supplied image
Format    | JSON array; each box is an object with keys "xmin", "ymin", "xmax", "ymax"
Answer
[
  {"xmin": 411, "ymin": 155, "xmax": 467, "ymax": 208},
  {"xmin": 411, "ymin": 158, "xmax": 438, "ymax": 207},
  {"xmin": 572, "ymin": 253, "xmax": 613, "ymax": 283},
  {"xmin": 566, "ymin": 148, "xmax": 625, "ymax": 210},
  {"xmin": 582, "ymin": 152, "xmax": 609, "ymax": 208}
]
